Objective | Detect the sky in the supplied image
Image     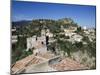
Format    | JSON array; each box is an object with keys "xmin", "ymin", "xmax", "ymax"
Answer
[{"xmin": 12, "ymin": 0, "xmax": 96, "ymax": 28}]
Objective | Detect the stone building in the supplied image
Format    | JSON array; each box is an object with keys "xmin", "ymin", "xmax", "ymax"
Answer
[{"xmin": 26, "ymin": 29, "xmax": 47, "ymax": 54}]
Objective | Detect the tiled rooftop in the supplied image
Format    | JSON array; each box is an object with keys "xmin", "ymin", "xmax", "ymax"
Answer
[
  {"xmin": 11, "ymin": 53, "xmax": 88, "ymax": 74},
  {"xmin": 11, "ymin": 54, "xmax": 45, "ymax": 74},
  {"xmin": 50, "ymin": 58, "xmax": 88, "ymax": 71},
  {"xmin": 11, "ymin": 52, "xmax": 55, "ymax": 74}
]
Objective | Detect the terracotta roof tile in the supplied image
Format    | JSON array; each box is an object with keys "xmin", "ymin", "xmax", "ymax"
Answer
[{"xmin": 50, "ymin": 58, "xmax": 88, "ymax": 71}]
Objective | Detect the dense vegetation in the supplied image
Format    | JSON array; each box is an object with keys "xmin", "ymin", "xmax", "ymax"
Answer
[{"xmin": 12, "ymin": 36, "xmax": 33, "ymax": 63}]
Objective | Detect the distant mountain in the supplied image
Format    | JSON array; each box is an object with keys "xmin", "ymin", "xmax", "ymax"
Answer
[{"xmin": 12, "ymin": 20, "xmax": 31, "ymax": 28}]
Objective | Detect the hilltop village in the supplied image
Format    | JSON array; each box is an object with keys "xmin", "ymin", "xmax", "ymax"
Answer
[{"xmin": 11, "ymin": 18, "xmax": 96, "ymax": 74}]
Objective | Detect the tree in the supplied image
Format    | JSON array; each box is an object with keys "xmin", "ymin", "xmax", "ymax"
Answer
[
  {"xmin": 57, "ymin": 40, "xmax": 72, "ymax": 57},
  {"xmin": 74, "ymin": 42, "xmax": 83, "ymax": 48}
]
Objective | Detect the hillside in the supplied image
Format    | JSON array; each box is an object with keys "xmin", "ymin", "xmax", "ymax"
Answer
[{"xmin": 11, "ymin": 18, "xmax": 96, "ymax": 73}]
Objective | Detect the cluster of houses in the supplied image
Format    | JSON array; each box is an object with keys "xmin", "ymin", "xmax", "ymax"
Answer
[
  {"xmin": 83, "ymin": 28, "xmax": 95, "ymax": 42},
  {"xmin": 63, "ymin": 26, "xmax": 83, "ymax": 43},
  {"xmin": 11, "ymin": 28, "xmax": 18, "ymax": 44},
  {"xmin": 12, "ymin": 24, "xmax": 95, "ymax": 54}
]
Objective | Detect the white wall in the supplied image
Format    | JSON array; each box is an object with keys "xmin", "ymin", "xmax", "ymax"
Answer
[{"xmin": 0, "ymin": 0, "xmax": 100, "ymax": 75}]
